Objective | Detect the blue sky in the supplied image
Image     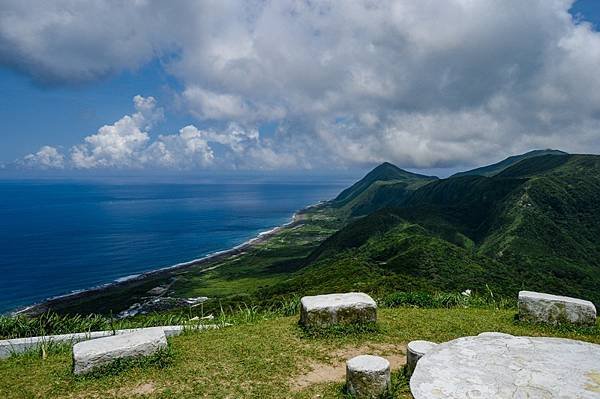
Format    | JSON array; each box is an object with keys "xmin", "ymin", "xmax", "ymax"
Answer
[{"xmin": 1, "ymin": 0, "xmax": 600, "ymax": 175}]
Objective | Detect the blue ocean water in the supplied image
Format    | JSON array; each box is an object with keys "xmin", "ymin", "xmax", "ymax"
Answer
[{"xmin": 0, "ymin": 180, "xmax": 347, "ymax": 314}]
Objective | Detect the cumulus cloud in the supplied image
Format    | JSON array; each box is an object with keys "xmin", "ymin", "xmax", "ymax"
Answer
[
  {"xmin": 4, "ymin": 0, "xmax": 600, "ymax": 169},
  {"xmin": 19, "ymin": 96, "xmax": 298, "ymax": 170},
  {"xmin": 21, "ymin": 146, "xmax": 65, "ymax": 169},
  {"xmin": 142, "ymin": 125, "xmax": 214, "ymax": 169},
  {"xmin": 70, "ymin": 95, "xmax": 162, "ymax": 168}
]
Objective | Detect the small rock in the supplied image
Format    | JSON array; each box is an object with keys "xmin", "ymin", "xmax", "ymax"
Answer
[
  {"xmin": 406, "ymin": 340, "xmax": 437, "ymax": 377},
  {"xmin": 518, "ymin": 290, "xmax": 596, "ymax": 325},
  {"xmin": 300, "ymin": 292, "xmax": 377, "ymax": 328},
  {"xmin": 346, "ymin": 355, "xmax": 390, "ymax": 398},
  {"xmin": 72, "ymin": 328, "xmax": 167, "ymax": 375}
]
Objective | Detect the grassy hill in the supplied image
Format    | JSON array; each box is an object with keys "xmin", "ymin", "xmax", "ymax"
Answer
[
  {"xmin": 261, "ymin": 154, "xmax": 600, "ymax": 306},
  {"xmin": 330, "ymin": 162, "xmax": 437, "ymax": 217}
]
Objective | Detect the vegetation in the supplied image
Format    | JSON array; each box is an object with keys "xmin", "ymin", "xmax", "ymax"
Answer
[
  {"xmin": 267, "ymin": 153, "xmax": 600, "ymax": 306},
  {"xmin": 451, "ymin": 149, "xmax": 567, "ymax": 178},
  {"xmin": 1, "ymin": 306, "xmax": 599, "ymax": 398}
]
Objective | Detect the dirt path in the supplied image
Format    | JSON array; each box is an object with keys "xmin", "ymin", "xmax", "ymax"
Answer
[{"xmin": 292, "ymin": 342, "xmax": 407, "ymax": 392}]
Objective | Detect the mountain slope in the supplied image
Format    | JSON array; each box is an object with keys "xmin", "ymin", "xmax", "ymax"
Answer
[
  {"xmin": 269, "ymin": 154, "xmax": 600, "ymax": 305},
  {"xmin": 330, "ymin": 162, "xmax": 437, "ymax": 216},
  {"xmin": 451, "ymin": 149, "xmax": 567, "ymax": 178}
]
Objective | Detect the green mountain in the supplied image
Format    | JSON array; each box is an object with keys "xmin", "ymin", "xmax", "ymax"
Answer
[
  {"xmin": 451, "ymin": 149, "xmax": 568, "ymax": 178},
  {"xmin": 264, "ymin": 154, "xmax": 600, "ymax": 306},
  {"xmin": 330, "ymin": 162, "xmax": 437, "ymax": 216}
]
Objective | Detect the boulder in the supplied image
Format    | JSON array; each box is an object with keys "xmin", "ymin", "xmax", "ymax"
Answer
[
  {"xmin": 518, "ymin": 290, "xmax": 596, "ymax": 325},
  {"xmin": 300, "ymin": 292, "xmax": 377, "ymax": 328},
  {"xmin": 72, "ymin": 327, "xmax": 167, "ymax": 375},
  {"xmin": 346, "ymin": 355, "xmax": 390, "ymax": 398},
  {"xmin": 406, "ymin": 340, "xmax": 437, "ymax": 377}
]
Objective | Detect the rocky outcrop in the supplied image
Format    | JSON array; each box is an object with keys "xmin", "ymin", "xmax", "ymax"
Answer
[
  {"xmin": 300, "ymin": 292, "xmax": 377, "ymax": 328},
  {"xmin": 346, "ymin": 355, "xmax": 390, "ymax": 398},
  {"xmin": 518, "ymin": 290, "xmax": 596, "ymax": 325},
  {"xmin": 72, "ymin": 327, "xmax": 167, "ymax": 375}
]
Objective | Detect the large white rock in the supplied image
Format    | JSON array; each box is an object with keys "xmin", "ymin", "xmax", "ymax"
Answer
[
  {"xmin": 410, "ymin": 333, "xmax": 600, "ymax": 398},
  {"xmin": 72, "ymin": 327, "xmax": 167, "ymax": 375},
  {"xmin": 346, "ymin": 355, "xmax": 391, "ymax": 398},
  {"xmin": 300, "ymin": 292, "xmax": 377, "ymax": 328},
  {"xmin": 406, "ymin": 340, "xmax": 438, "ymax": 377},
  {"xmin": 518, "ymin": 290, "xmax": 597, "ymax": 325}
]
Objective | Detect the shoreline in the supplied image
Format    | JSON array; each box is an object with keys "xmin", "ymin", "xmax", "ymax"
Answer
[{"xmin": 13, "ymin": 201, "xmax": 326, "ymax": 317}]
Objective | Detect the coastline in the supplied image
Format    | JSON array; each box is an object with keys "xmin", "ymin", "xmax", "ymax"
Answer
[{"xmin": 13, "ymin": 201, "xmax": 326, "ymax": 317}]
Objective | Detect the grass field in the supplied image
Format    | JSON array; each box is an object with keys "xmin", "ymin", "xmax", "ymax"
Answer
[{"xmin": 2, "ymin": 307, "xmax": 599, "ymax": 398}]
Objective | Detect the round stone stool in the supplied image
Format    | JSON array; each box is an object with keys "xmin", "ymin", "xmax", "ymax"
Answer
[
  {"xmin": 406, "ymin": 340, "xmax": 438, "ymax": 377},
  {"xmin": 346, "ymin": 355, "xmax": 390, "ymax": 398}
]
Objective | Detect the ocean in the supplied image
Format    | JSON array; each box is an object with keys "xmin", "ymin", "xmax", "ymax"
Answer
[{"xmin": 0, "ymin": 179, "xmax": 348, "ymax": 314}]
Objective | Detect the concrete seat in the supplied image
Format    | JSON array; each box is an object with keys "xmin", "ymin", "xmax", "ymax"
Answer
[
  {"xmin": 72, "ymin": 327, "xmax": 167, "ymax": 375},
  {"xmin": 300, "ymin": 292, "xmax": 377, "ymax": 328},
  {"xmin": 518, "ymin": 290, "xmax": 596, "ymax": 325}
]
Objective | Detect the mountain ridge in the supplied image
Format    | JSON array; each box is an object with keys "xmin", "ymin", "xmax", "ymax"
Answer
[{"xmin": 451, "ymin": 149, "xmax": 568, "ymax": 178}]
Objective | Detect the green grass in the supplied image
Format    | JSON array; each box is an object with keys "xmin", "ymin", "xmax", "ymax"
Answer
[{"xmin": 1, "ymin": 307, "xmax": 599, "ymax": 398}]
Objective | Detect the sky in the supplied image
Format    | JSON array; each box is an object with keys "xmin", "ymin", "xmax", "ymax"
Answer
[{"xmin": 1, "ymin": 0, "xmax": 600, "ymax": 176}]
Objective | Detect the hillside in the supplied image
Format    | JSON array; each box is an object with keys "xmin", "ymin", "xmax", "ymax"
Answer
[
  {"xmin": 451, "ymin": 149, "xmax": 567, "ymax": 178},
  {"xmin": 330, "ymin": 162, "xmax": 437, "ymax": 217},
  {"xmin": 263, "ymin": 154, "xmax": 600, "ymax": 306}
]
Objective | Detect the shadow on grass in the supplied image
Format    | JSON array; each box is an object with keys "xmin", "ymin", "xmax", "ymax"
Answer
[
  {"xmin": 298, "ymin": 322, "xmax": 380, "ymax": 339},
  {"xmin": 512, "ymin": 315, "xmax": 600, "ymax": 336}
]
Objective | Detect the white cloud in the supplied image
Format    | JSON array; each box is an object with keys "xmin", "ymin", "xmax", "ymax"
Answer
[
  {"xmin": 5, "ymin": 0, "xmax": 600, "ymax": 169},
  {"xmin": 70, "ymin": 95, "xmax": 162, "ymax": 168},
  {"xmin": 142, "ymin": 125, "xmax": 214, "ymax": 168},
  {"xmin": 18, "ymin": 96, "xmax": 301, "ymax": 170},
  {"xmin": 21, "ymin": 146, "xmax": 65, "ymax": 169}
]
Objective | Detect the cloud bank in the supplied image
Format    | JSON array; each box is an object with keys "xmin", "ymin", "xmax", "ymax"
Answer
[
  {"xmin": 21, "ymin": 96, "xmax": 297, "ymax": 170},
  {"xmin": 3, "ymin": 0, "xmax": 600, "ymax": 169}
]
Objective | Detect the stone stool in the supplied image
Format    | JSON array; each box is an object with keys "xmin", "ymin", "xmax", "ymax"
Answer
[
  {"xmin": 406, "ymin": 340, "xmax": 437, "ymax": 377},
  {"xmin": 300, "ymin": 292, "xmax": 377, "ymax": 328},
  {"xmin": 346, "ymin": 355, "xmax": 390, "ymax": 398}
]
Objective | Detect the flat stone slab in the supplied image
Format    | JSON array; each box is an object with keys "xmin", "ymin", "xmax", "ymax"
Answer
[
  {"xmin": 346, "ymin": 355, "xmax": 390, "ymax": 398},
  {"xmin": 518, "ymin": 290, "xmax": 597, "ymax": 325},
  {"xmin": 300, "ymin": 292, "xmax": 377, "ymax": 328},
  {"xmin": 410, "ymin": 333, "xmax": 600, "ymax": 398},
  {"xmin": 406, "ymin": 340, "xmax": 438, "ymax": 377},
  {"xmin": 0, "ymin": 324, "xmax": 221, "ymax": 360},
  {"xmin": 72, "ymin": 327, "xmax": 167, "ymax": 375}
]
